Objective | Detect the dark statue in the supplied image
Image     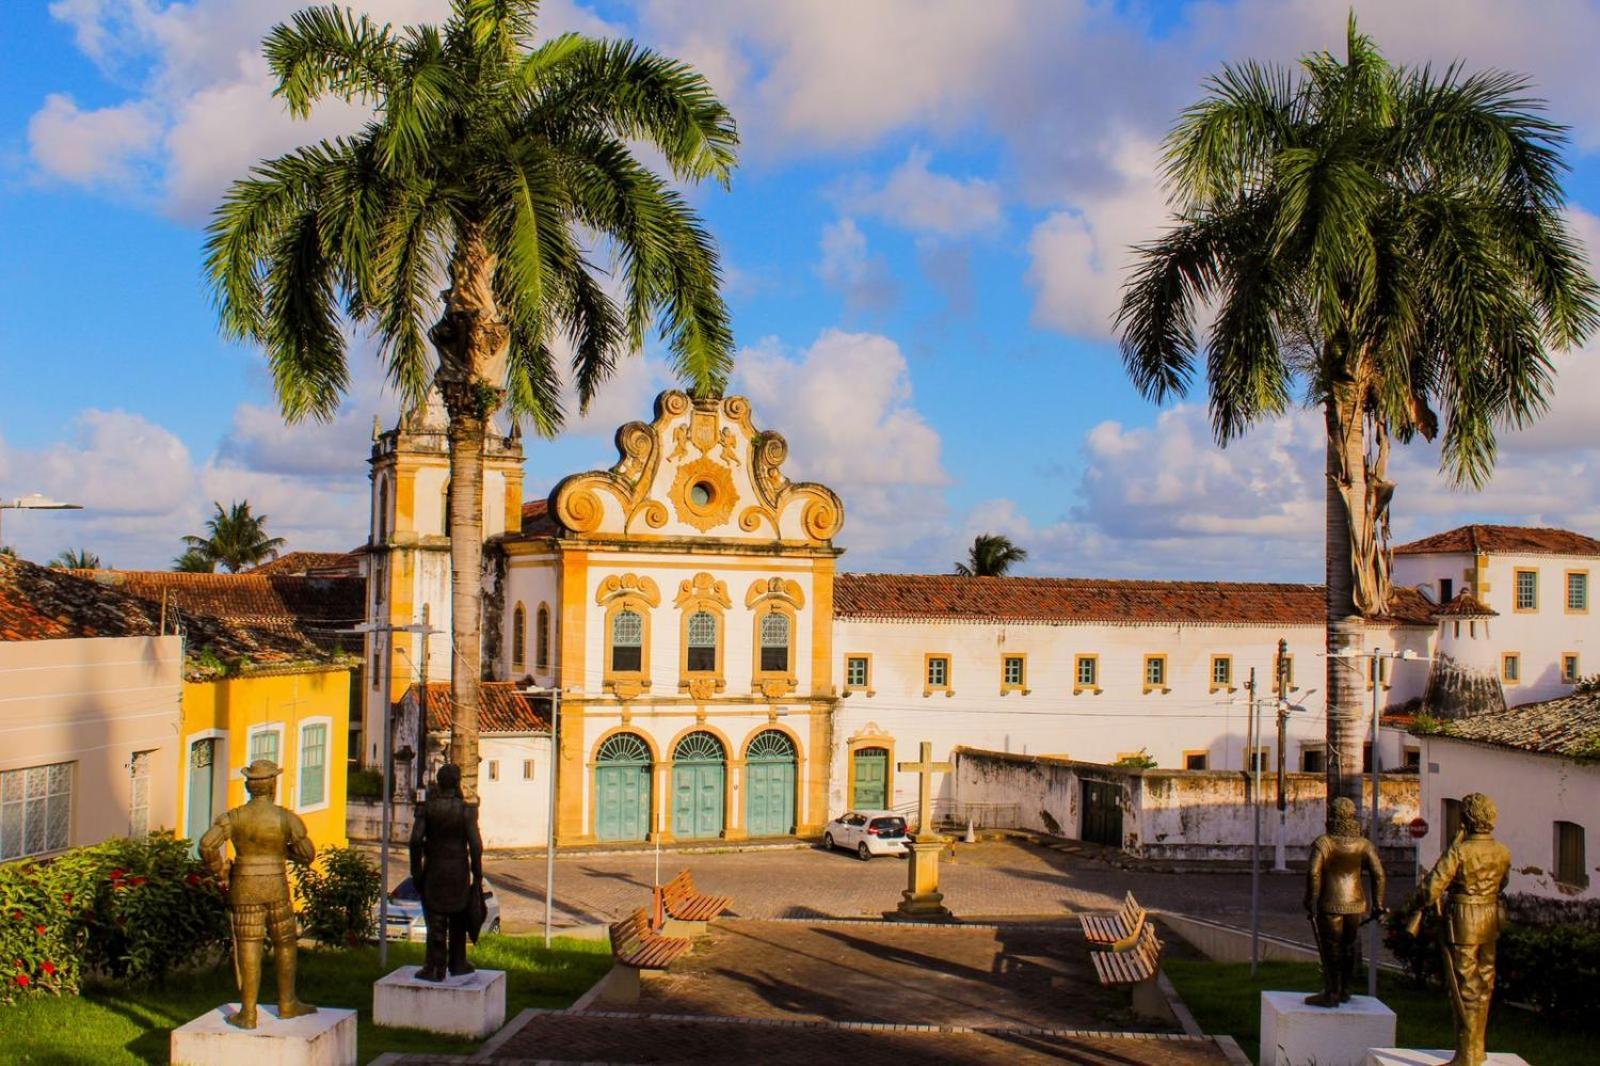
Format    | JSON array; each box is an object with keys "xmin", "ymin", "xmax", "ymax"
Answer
[
  {"xmin": 408, "ymin": 762, "xmax": 486, "ymax": 980},
  {"xmin": 1303, "ymin": 796, "xmax": 1387, "ymax": 1007},
  {"xmin": 199, "ymin": 759, "xmax": 318, "ymax": 1029},
  {"xmin": 1401, "ymin": 792, "xmax": 1511, "ymax": 1066}
]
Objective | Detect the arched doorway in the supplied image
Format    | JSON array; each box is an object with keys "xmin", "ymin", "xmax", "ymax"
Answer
[
  {"xmin": 852, "ymin": 746, "xmax": 889, "ymax": 809},
  {"xmin": 595, "ymin": 733, "xmax": 651, "ymax": 842},
  {"xmin": 671, "ymin": 731, "xmax": 726, "ymax": 839},
  {"xmin": 744, "ymin": 730, "xmax": 797, "ymax": 837}
]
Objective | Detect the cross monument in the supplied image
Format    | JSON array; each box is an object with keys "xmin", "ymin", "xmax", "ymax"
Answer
[
  {"xmin": 898, "ymin": 741, "xmax": 952, "ymax": 837},
  {"xmin": 890, "ymin": 740, "xmax": 955, "ymax": 922}
]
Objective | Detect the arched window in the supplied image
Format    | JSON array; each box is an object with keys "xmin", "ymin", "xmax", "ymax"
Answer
[
  {"xmin": 511, "ymin": 603, "xmax": 526, "ymax": 668},
  {"xmin": 759, "ymin": 612, "xmax": 790, "ymax": 673},
  {"xmin": 686, "ymin": 610, "xmax": 717, "ymax": 672},
  {"xmin": 535, "ymin": 604, "xmax": 551, "ymax": 672},
  {"xmin": 611, "ymin": 610, "xmax": 643, "ymax": 672}
]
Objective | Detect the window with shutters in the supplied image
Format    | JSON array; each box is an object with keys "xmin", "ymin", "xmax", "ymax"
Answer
[
  {"xmin": 1143, "ymin": 654, "xmax": 1168, "ymax": 693},
  {"xmin": 1563, "ymin": 653, "xmax": 1581, "ymax": 683},
  {"xmin": 923, "ymin": 654, "xmax": 952, "ymax": 695},
  {"xmin": 1566, "ymin": 571, "xmax": 1589, "ymax": 613},
  {"xmin": 299, "ymin": 721, "xmax": 329, "ymax": 811},
  {"xmin": 1301, "ymin": 746, "xmax": 1325, "ymax": 773},
  {"xmin": 248, "ymin": 726, "xmax": 284, "ymax": 801},
  {"xmin": 1555, "ymin": 821, "xmax": 1587, "ymax": 888},
  {"xmin": 1514, "ymin": 568, "xmax": 1539, "ymax": 612},
  {"xmin": 0, "ymin": 763, "xmax": 72, "ymax": 861},
  {"xmin": 611, "ymin": 610, "xmax": 644, "ymax": 672},
  {"xmin": 686, "ymin": 610, "xmax": 718, "ymax": 672},
  {"xmin": 1210, "ymin": 655, "xmax": 1233, "ymax": 690},
  {"xmin": 1074, "ymin": 655, "xmax": 1100, "ymax": 692},
  {"xmin": 758, "ymin": 611, "xmax": 791, "ymax": 674},
  {"xmin": 1502, "ymin": 653, "xmax": 1521, "ymax": 683},
  {"xmin": 1001, "ymin": 655, "xmax": 1026, "ymax": 693},
  {"xmin": 844, "ymin": 654, "xmax": 871, "ymax": 692}
]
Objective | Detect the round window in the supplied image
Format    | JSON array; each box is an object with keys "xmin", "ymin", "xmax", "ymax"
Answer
[{"xmin": 689, "ymin": 481, "xmax": 714, "ymax": 507}]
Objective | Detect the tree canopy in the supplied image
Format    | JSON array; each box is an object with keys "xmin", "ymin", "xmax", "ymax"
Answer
[{"xmin": 181, "ymin": 501, "xmax": 287, "ymax": 573}]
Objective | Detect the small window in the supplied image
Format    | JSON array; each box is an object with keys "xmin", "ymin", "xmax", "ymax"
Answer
[
  {"xmin": 1002, "ymin": 655, "xmax": 1025, "ymax": 690},
  {"xmin": 1439, "ymin": 577, "xmax": 1454, "ymax": 603},
  {"xmin": 845, "ymin": 655, "xmax": 870, "ymax": 689},
  {"xmin": 1143, "ymin": 655, "xmax": 1167, "ymax": 690},
  {"xmin": 0, "ymin": 763, "xmax": 72, "ymax": 860},
  {"xmin": 511, "ymin": 603, "xmax": 526, "ymax": 668},
  {"xmin": 1563, "ymin": 654, "xmax": 1581, "ymax": 683},
  {"xmin": 522, "ymin": 759, "xmax": 534, "ymax": 780},
  {"xmin": 1075, "ymin": 655, "xmax": 1099, "ymax": 689},
  {"xmin": 1502, "ymin": 653, "xmax": 1521, "ymax": 683},
  {"xmin": 1442, "ymin": 798, "xmax": 1463, "ymax": 843},
  {"xmin": 1184, "ymin": 751, "xmax": 1209, "ymax": 771},
  {"xmin": 1248, "ymin": 748, "xmax": 1270, "ymax": 773},
  {"xmin": 1301, "ymin": 747, "xmax": 1325, "ymax": 774},
  {"xmin": 1555, "ymin": 821, "xmax": 1588, "ymax": 888},
  {"xmin": 536, "ymin": 604, "xmax": 551, "ymax": 671},
  {"xmin": 1402, "ymin": 748, "xmax": 1422, "ymax": 770},
  {"xmin": 487, "ymin": 760, "xmax": 499, "ymax": 782},
  {"xmin": 1515, "ymin": 569, "xmax": 1539, "ymax": 611},
  {"xmin": 299, "ymin": 723, "xmax": 328, "ymax": 808},
  {"xmin": 926, "ymin": 655, "xmax": 950, "ymax": 688},
  {"xmin": 1567, "ymin": 571, "xmax": 1589, "ymax": 613},
  {"xmin": 1275, "ymin": 653, "xmax": 1295, "ymax": 689},
  {"xmin": 611, "ymin": 610, "xmax": 643, "ymax": 673},
  {"xmin": 686, "ymin": 610, "xmax": 718, "ymax": 672},
  {"xmin": 759, "ymin": 612, "xmax": 790, "ymax": 673},
  {"xmin": 1211, "ymin": 655, "xmax": 1232, "ymax": 688},
  {"xmin": 1362, "ymin": 743, "xmax": 1373, "ymax": 773},
  {"xmin": 250, "ymin": 728, "xmax": 281, "ymax": 769}
]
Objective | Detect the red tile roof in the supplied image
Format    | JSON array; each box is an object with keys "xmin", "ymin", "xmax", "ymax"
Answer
[
  {"xmin": 1433, "ymin": 591, "xmax": 1498, "ymax": 618},
  {"xmin": 1429, "ymin": 692, "xmax": 1600, "ymax": 758},
  {"xmin": 518, "ymin": 498, "xmax": 560, "ymax": 537},
  {"xmin": 834, "ymin": 573, "xmax": 1437, "ymax": 627},
  {"xmin": 247, "ymin": 551, "xmax": 360, "ymax": 577},
  {"xmin": 404, "ymin": 681, "xmax": 550, "ymax": 734},
  {"xmin": 72, "ymin": 569, "xmax": 364, "ymax": 634},
  {"xmin": 1393, "ymin": 525, "xmax": 1600, "ymax": 557}
]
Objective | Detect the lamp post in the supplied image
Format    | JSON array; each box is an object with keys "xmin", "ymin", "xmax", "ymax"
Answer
[
  {"xmin": 0, "ymin": 493, "xmax": 83, "ymax": 552},
  {"xmin": 520, "ymin": 683, "xmax": 561, "ymax": 948}
]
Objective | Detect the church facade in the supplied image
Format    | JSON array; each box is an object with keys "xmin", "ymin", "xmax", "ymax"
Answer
[{"xmin": 361, "ymin": 391, "xmax": 1600, "ymax": 848}]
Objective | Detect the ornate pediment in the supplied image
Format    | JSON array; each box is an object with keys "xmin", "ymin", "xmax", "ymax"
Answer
[
  {"xmin": 594, "ymin": 573, "xmax": 660, "ymax": 607},
  {"xmin": 745, "ymin": 577, "xmax": 806, "ymax": 609},
  {"xmin": 550, "ymin": 391, "xmax": 844, "ymax": 544}
]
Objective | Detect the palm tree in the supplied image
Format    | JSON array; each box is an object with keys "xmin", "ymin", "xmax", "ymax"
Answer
[
  {"xmin": 206, "ymin": 2, "xmax": 737, "ymax": 798},
  {"xmin": 955, "ymin": 533, "xmax": 1028, "ymax": 577},
  {"xmin": 173, "ymin": 548, "xmax": 216, "ymax": 573},
  {"xmin": 182, "ymin": 501, "xmax": 288, "ymax": 573},
  {"xmin": 1116, "ymin": 17, "xmax": 1598, "ymax": 804},
  {"xmin": 50, "ymin": 548, "xmax": 102, "ymax": 570}
]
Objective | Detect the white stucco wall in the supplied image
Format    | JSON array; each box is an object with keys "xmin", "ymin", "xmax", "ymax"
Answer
[
  {"xmin": 1418, "ymin": 735, "xmax": 1599, "ymax": 900},
  {"xmin": 479, "ymin": 734, "xmax": 550, "ymax": 849}
]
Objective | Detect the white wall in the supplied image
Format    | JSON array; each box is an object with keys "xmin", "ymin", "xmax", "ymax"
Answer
[
  {"xmin": 1418, "ymin": 735, "xmax": 1599, "ymax": 900},
  {"xmin": 479, "ymin": 735, "xmax": 550, "ymax": 848}
]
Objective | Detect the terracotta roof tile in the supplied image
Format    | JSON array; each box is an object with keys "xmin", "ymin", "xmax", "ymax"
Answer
[
  {"xmin": 834, "ymin": 573, "xmax": 1436, "ymax": 627},
  {"xmin": 1433, "ymin": 590, "xmax": 1498, "ymax": 618},
  {"xmin": 404, "ymin": 681, "xmax": 550, "ymax": 734},
  {"xmin": 71, "ymin": 569, "xmax": 364, "ymax": 634},
  {"xmin": 518, "ymin": 498, "xmax": 560, "ymax": 537},
  {"xmin": 1430, "ymin": 693, "xmax": 1600, "ymax": 758},
  {"xmin": 1393, "ymin": 524, "xmax": 1600, "ymax": 557},
  {"xmin": 246, "ymin": 551, "xmax": 360, "ymax": 577}
]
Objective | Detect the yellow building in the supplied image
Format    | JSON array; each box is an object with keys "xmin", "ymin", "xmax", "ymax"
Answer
[{"xmin": 180, "ymin": 665, "xmax": 353, "ymax": 849}]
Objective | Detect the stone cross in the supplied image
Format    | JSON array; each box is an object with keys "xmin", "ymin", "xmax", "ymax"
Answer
[{"xmin": 898, "ymin": 741, "xmax": 952, "ymax": 835}]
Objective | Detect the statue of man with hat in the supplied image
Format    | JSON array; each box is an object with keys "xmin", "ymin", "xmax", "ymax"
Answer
[
  {"xmin": 408, "ymin": 762, "xmax": 485, "ymax": 980},
  {"xmin": 199, "ymin": 758, "xmax": 319, "ymax": 1029}
]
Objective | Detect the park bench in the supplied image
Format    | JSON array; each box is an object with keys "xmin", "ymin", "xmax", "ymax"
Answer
[
  {"xmin": 598, "ymin": 907, "xmax": 693, "ymax": 1005},
  {"xmin": 657, "ymin": 868, "xmax": 733, "ymax": 936},
  {"xmin": 1089, "ymin": 921, "xmax": 1170, "ymax": 1021},
  {"xmin": 1080, "ymin": 891, "xmax": 1146, "ymax": 950}
]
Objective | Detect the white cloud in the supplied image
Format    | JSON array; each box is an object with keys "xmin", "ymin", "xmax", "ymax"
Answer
[
  {"xmin": 816, "ymin": 218, "xmax": 896, "ymax": 312},
  {"xmin": 837, "ymin": 148, "xmax": 1003, "ymax": 238},
  {"xmin": 27, "ymin": 93, "xmax": 162, "ymax": 189}
]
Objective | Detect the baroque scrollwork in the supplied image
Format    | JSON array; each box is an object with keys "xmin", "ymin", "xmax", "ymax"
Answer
[
  {"xmin": 595, "ymin": 573, "xmax": 661, "ymax": 607},
  {"xmin": 746, "ymin": 577, "xmax": 806, "ymax": 610},
  {"xmin": 675, "ymin": 572, "xmax": 732, "ymax": 609}
]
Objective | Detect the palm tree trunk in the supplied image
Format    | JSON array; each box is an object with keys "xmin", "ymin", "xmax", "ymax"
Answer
[
  {"xmin": 1324, "ymin": 389, "xmax": 1368, "ymax": 807},
  {"xmin": 431, "ymin": 223, "xmax": 510, "ymax": 804}
]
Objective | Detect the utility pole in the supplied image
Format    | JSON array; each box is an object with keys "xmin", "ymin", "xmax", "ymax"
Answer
[
  {"xmin": 417, "ymin": 604, "xmax": 431, "ymax": 798},
  {"xmin": 1246, "ymin": 666, "xmax": 1260, "ymax": 977},
  {"xmin": 1274, "ymin": 637, "xmax": 1290, "ymax": 872},
  {"xmin": 1367, "ymin": 646, "xmax": 1384, "ymax": 999}
]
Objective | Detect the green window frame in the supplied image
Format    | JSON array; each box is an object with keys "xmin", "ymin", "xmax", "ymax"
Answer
[{"xmin": 299, "ymin": 723, "xmax": 328, "ymax": 809}]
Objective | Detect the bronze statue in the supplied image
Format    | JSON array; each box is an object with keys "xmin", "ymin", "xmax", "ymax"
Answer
[
  {"xmin": 408, "ymin": 763, "xmax": 485, "ymax": 981},
  {"xmin": 1401, "ymin": 792, "xmax": 1511, "ymax": 1066},
  {"xmin": 199, "ymin": 759, "xmax": 318, "ymax": 1029},
  {"xmin": 1303, "ymin": 796, "xmax": 1387, "ymax": 1006}
]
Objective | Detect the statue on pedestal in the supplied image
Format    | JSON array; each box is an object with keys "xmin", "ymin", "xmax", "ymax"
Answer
[
  {"xmin": 409, "ymin": 763, "xmax": 485, "ymax": 980},
  {"xmin": 1400, "ymin": 792, "xmax": 1511, "ymax": 1066},
  {"xmin": 1304, "ymin": 796, "xmax": 1387, "ymax": 1007},
  {"xmin": 199, "ymin": 759, "xmax": 318, "ymax": 1029}
]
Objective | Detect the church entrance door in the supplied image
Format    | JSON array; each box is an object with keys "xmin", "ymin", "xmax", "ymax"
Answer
[
  {"xmin": 1080, "ymin": 779, "xmax": 1122, "ymax": 847},
  {"xmin": 671, "ymin": 732, "xmax": 726, "ymax": 839},
  {"xmin": 852, "ymin": 746, "xmax": 888, "ymax": 809},
  {"xmin": 744, "ymin": 730, "xmax": 796, "ymax": 837},
  {"xmin": 595, "ymin": 733, "xmax": 651, "ymax": 842}
]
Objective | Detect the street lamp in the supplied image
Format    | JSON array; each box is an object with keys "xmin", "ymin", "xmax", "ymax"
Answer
[{"xmin": 0, "ymin": 493, "xmax": 83, "ymax": 551}]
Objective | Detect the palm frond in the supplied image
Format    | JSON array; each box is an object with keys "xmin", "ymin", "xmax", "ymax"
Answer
[{"xmin": 265, "ymin": 5, "xmax": 400, "ymax": 117}]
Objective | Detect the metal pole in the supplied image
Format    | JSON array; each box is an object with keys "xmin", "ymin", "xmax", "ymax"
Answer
[
  {"xmin": 543, "ymin": 686, "xmax": 560, "ymax": 949},
  {"xmin": 417, "ymin": 605, "xmax": 431, "ymax": 796},
  {"xmin": 378, "ymin": 624, "xmax": 393, "ymax": 969},
  {"xmin": 1368, "ymin": 648, "xmax": 1383, "ymax": 999},
  {"xmin": 1274, "ymin": 638, "xmax": 1289, "ymax": 872},
  {"xmin": 1247, "ymin": 667, "xmax": 1261, "ymax": 976}
]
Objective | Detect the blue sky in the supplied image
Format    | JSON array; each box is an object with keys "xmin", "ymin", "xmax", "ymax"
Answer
[{"xmin": 3, "ymin": 0, "xmax": 1599, "ymax": 577}]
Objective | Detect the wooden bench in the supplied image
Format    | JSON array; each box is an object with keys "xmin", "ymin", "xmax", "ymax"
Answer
[
  {"xmin": 659, "ymin": 869, "xmax": 732, "ymax": 936},
  {"xmin": 1080, "ymin": 891, "xmax": 1146, "ymax": 950},
  {"xmin": 598, "ymin": 907, "xmax": 692, "ymax": 1005},
  {"xmin": 1089, "ymin": 921, "xmax": 1170, "ymax": 1021}
]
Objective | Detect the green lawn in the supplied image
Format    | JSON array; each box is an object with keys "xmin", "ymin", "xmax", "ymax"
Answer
[
  {"xmin": 0, "ymin": 935, "xmax": 612, "ymax": 1065},
  {"xmin": 1165, "ymin": 959, "xmax": 1592, "ymax": 1066}
]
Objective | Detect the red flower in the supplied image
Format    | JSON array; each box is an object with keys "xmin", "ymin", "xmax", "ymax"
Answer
[
  {"xmin": 61, "ymin": 893, "xmax": 72, "ymax": 905},
  {"xmin": 185, "ymin": 873, "xmax": 201, "ymax": 887},
  {"xmin": 40, "ymin": 961, "xmax": 56, "ymax": 976},
  {"xmin": 8, "ymin": 911, "xmax": 19, "ymax": 922},
  {"xmin": 108, "ymin": 868, "xmax": 125, "ymax": 880},
  {"xmin": 13, "ymin": 974, "xmax": 29, "ymax": 988},
  {"xmin": 34, "ymin": 925, "xmax": 45, "ymax": 937},
  {"xmin": 129, "ymin": 876, "xmax": 147, "ymax": 887}
]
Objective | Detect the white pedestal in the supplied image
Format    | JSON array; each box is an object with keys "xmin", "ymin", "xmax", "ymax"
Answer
[
  {"xmin": 171, "ymin": 1004, "xmax": 357, "ymax": 1066},
  {"xmin": 373, "ymin": 966, "xmax": 507, "ymax": 1038},
  {"xmin": 1260, "ymin": 990, "xmax": 1396, "ymax": 1066},
  {"xmin": 1366, "ymin": 1050, "xmax": 1530, "ymax": 1065}
]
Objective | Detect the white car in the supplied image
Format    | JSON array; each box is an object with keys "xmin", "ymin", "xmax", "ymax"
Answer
[
  {"xmin": 822, "ymin": 810, "xmax": 910, "ymax": 860},
  {"xmin": 375, "ymin": 876, "xmax": 502, "ymax": 941}
]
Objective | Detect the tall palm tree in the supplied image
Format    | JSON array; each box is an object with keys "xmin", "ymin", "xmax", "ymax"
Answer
[
  {"xmin": 955, "ymin": 533, "xmax": 1028, "ymax": 577},
  {"xmin": 173, "ymin": 548, "xmax": 216, "ymax": 573},
  {"xmin": 50, "ymin": 548, "xmax": 102, "ymax": 570},
  {"xmin": 182, "ymin": 501, "xmax": 288, "ymax": 573},
  {"xmin": 206, "ymin": 2, "xmax": 737, "ymax": 798},
  {"xmin": 1116, "ymin": 17, "xmax": 1598, "ymax": 804}
]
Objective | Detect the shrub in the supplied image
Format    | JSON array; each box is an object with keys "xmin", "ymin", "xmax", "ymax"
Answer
[
  {"xmin": 348, "ymin": 769, "xmax": 384, "ymax": 800},
  {"xmin": 1383, "ymin": 904, "xmax": 1445, "ymax": 987},
  {"xmin": 1113, "ymin": 749, "xmax": 1157, "ymax": 769},
  {"xmin": 293, "ymin": 846, "xmax": 381, "ymax": 947},
  {"xmin": 0, "ymin": 860, "xmax": 80, "ymax": 1004}
]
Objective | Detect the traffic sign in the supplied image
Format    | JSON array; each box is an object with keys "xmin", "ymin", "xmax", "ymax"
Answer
[{"xmin": 1409, "ymin": 817, "xmax": 1429, "ymax": 839}]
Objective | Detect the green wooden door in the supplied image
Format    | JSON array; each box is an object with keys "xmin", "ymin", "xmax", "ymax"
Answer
[
  {"xmin": 1080, "ymin": 779, "xmax": 1122, "ymax": 847},
  {"xmin": 671, "ymin": 732, "xmax": 725, "ymax": 839},
  {"xmin": 745, "ymin": 730, "xmax": 796, "ymax": 837},
  {"xmin": 185, "ymin": 739, "xmax": 216, "ymax": 851},
  {"xmin": 852, "ymin": 747, "xmax": 888, "ymax": 809},
  {"xmin": 595, "ymin": 734, "xmax": 651, "ymax": 842}
]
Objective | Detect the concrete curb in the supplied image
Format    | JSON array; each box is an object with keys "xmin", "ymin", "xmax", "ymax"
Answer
[{"xmin": 469, "ymin": 1007, "xmax": 541, "ymax": 1062}]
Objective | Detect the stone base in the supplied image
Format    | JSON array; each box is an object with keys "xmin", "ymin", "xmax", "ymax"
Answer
[
  {"xmin": 892, "ymin": 838, "xmax": 953, "ymax": 921},
  {"xmin": 373, "ymin": 966, "xmax": 506, "ymax": 1039},
  {"xmin": 888, "ymin": 890, "xmax": 954, "ymax": 921},
  {"xmin": 1366, "ymin": 1051, "xmax": 1530, "ymax": 1066},
  {"xmin": 1260, "ymin": 990, "xmax": 1396, "ymax": 1066},
  {"xmin": 171, "ymin": 1004, "xmax": 357, "ymax": 1066}
]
